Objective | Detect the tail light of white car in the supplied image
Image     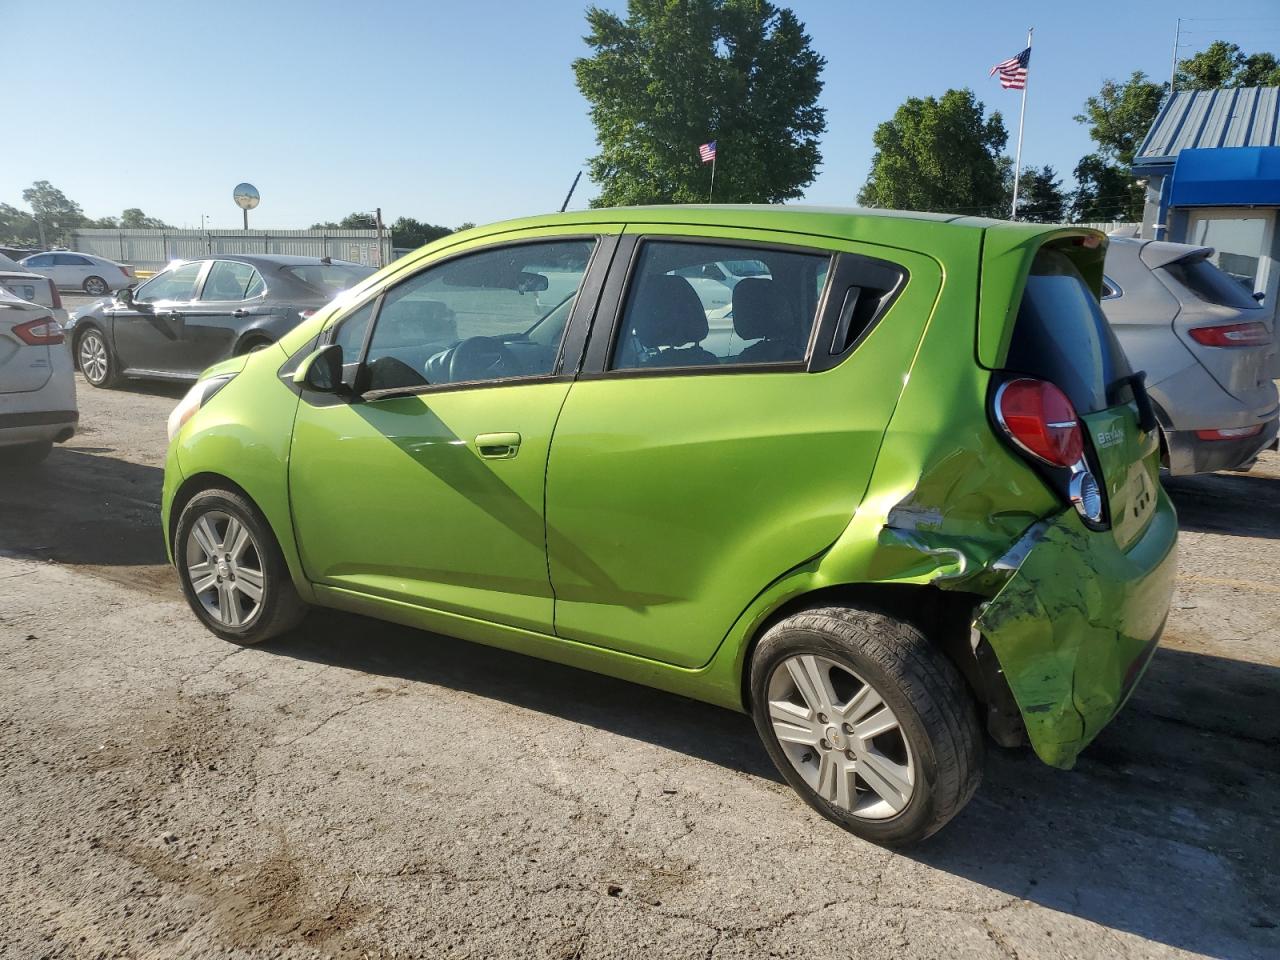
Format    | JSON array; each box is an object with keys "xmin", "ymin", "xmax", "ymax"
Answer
[
  {"xmin": 12, "ymin": 316, "xmax": 65, "ymax": 346},
  {"xmin": 47, "ymin": 280, "xmax": 62, "ymax": 309},
  {"xmin": 1187, "ymin": 322, "xmax": 1271, "ymax": 347}
]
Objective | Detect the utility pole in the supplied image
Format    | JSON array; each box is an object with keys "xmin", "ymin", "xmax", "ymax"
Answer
[
  {"xmin": 375, "ymin": 207, "xmax": 384, "ymax": 267},
  {"xmin": 1169, "ymin": 18, "xmax": 1182, "ymax": 95}
]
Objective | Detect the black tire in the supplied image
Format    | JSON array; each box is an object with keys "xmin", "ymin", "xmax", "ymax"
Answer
[
  {"xmin": 235, "ymin": 336, "xmax": 273, "ymax": 356},
  {"xmin": 174, "ymin": 488, "xmax": 308, "ymax": 645},
  {"xmin": 83, "ymin": 275, "xmax": 108, "ymax": 296},
  {"xmin": 750, "ymin": 606, "xmax": 983, "ymax": 846},
  {"xmin": 1, "ymin": 440, "xmax": 52, "ymax": 467},
  {"xmin": 75, "ymin": 325, "xmax": 119, "ymax": 388}
]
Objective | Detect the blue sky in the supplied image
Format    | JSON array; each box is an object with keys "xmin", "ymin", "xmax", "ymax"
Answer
[{"xmin": 8, "ymin": 0, "xmax": 1280, "ymax": 229}]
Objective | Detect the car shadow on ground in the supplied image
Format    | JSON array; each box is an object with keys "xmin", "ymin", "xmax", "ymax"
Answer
[
  {"xmin": 1164, "ymin": 469, "xmax": 1280, "ymax": 540},
  {"xmin": 0, "ymin": 447, "xmax": 168, "ymax": 569},
  {"xmin": 265, "ymin": 615, "xmax": 1278, "ymax": 959}
]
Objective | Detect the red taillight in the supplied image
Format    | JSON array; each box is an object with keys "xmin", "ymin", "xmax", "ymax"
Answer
[
  {"xmin": 995, "ymin": 378, "xmax": 1085, "ymax": 467},
  {"xmin": 120, "ymin": 265, "xmax": 133, "ymax": 278},
  {"xmin": 47, "ymin": 279, "xmax": 62, "ymax": 309},
  {"xmin": 1188, "ymin": 322, "xmax": 1271, "ymax": 347},
  {"xmin": 1195, "ymin": 425, "xmax": 1264, "ymax": 441},
  {"xmin": 12, "ymin": 316, "xmax": 65, "ymax": 345}
]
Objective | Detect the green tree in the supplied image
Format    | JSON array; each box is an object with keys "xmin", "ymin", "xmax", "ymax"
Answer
[
  {"xmin": 1177, "ymin": 42, "xmax": 1280, "ymax": 89},
  {"xmin": 0, "ymin": 203, "xmax": 40, "ymax": 246},
  {"xmin": 20, "ymin": 180, "xmax": 86, "ymax": 246},
  {"xmin": 389, "ymin": 217, "xmax": 457, "ymax": 248},
  {"xmin": 573, "ymin": 0, "xmax": 826, "ymax": 206},
  {"xmin": 119, "ymin": 208, "xmax": 171, "ymax": 229},
  {"xmin": 858, "ymin": 88, "xmax": 1008, "ymax": 216},
  {"xmin": 1074, "ymin": 71, "xmax": 1164, "ymax": 168},
  {"xmin": 1069, "ymin": 154, "xmax": 1139, "ymax": 222},
  {"xmin": 309, "ymin": 212, "xmax": 379, "ymax": 230},
  {"xmin": 1015, "ymin": 165, "xmax": 1067, "ymax": 223}
]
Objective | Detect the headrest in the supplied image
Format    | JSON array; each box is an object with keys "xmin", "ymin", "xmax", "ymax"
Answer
[
  {"xmin": 629, "ymin": 275, "xmax": 708, "ymax": 348},
  {"xmin": 731, "ymin": 277, "xmax": 795, "ymax": 342}
]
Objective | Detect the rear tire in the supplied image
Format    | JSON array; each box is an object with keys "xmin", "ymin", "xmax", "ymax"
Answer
[
  {"xmin": 750, "ymin": 606, "xmax": 983, "ymax": 846},
  {"xmin": 175, "ymin": 488, "xmax": 308, "ymax": 645},
  {"xmin": 76, "ymin": 326, "xmax": 119, "ymax": 388},
  {"xmin": 83, "ymin": 276, "xmax": 108, "ymax": 296},
  {"xmin": 1, "ymin": 441, "xmax": 52, "ymax": 467}
]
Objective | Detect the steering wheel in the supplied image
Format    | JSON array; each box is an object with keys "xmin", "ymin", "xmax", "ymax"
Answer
[{"xmin": 448, "ymin": 336, "xmax": 518, "ymax": 382}]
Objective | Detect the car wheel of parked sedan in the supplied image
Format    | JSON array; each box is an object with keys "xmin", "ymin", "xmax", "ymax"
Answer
[
  {"xmin": 175, "ymin": 488, "xmax": 308, "ymax": 645},
  {"xmin": 235, "ymin": 336, "xmax": 273, "ymax": 356},
  {"xmin": 750, "ymin": 606, "xmax": 983, "ymax": 846},
  {"xmin": 82, "ymin": 276, "xmax": 108, "ymax": 296},
  {"xmin": 1, "ymin": 441, "xmax": 53, "ymax": 467},
  {"xmin": 76, "ymin": 326, "xmax": 118, "ymax": 388}
]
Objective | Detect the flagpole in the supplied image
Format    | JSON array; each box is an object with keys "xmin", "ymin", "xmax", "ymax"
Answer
[
  {"xmin": 708, "ymin": 153, "xmax": 717, "ymax": 203},
  {"xmin": 1010, "ymin": 27, "xmax": 1032, "ymax": 220}
]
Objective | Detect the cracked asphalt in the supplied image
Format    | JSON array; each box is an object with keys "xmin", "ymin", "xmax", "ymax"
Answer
[{"xmin": 0, "ymin": 358, "xmax": 1277, "ymax": 959}]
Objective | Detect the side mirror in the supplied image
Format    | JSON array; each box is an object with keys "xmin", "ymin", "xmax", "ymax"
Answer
[
  {"xmin": 115, "ymin": 286, "xmax": 134, "ymax": 308},
  {"xmin": 293, "ymin": 343, "xmax": 344, "ymax": 393},
  {"xmin": 1253, "ymin": 290, "xmax": 1265, "ymax": 303}
]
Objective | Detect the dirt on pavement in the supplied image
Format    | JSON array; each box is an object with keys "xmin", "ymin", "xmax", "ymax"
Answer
[{"xmin": 0, "ymin": 372, "xmax": 1277, "ymax": 959}]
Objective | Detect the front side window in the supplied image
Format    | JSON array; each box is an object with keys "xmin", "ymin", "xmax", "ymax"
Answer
[
  {"xmin": 354, "ymin": 239, "xmax": 595, "ymax": 393},
  {"xmin": 200, "ymin": 261, "xmax": 262, "ymax": 301},
  {"xmin": 610, "ymin": 241, "xmax": 830, "ymax": 371},
  {"xmin": 135, "ymin": 261, "xmax": 204, "ymax": 303}
]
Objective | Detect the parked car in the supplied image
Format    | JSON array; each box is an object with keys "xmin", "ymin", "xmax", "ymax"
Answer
[
  {"xmin": 161, "ymin": 208, "xmax": 1176, "ymax": 846},
  {"xmin": 20, "ymin": 251, "xmax": 134, "ymax": 295},
  {"xmin": 0, "ymin": 286, "xmax": 77, "ymax": 465},
  {"xmin": 1102, "ymin": 237, "xmax": 1279, "ymax": 474},
  {"xmin": 0, "ymin": 252, "xmax": 67, "ymax": 325},
  {"xmin": 65, "ymin": 255, "xmax": 375, "ymax": 388}
]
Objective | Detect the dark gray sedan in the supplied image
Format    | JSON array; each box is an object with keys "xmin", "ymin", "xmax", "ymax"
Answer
[{"xmin": 65, "ymin": 255, "xmax": 375, "ymax": 387}]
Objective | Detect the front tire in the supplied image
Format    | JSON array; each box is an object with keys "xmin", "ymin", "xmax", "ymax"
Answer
[
  {"xmin": 76, "ymin": 326, "xmax": 118, "ymax": 388},
  {"xmin": 750, "ymin": 606, "xmax": 983, "ymax": 846},
  {"xmin": 83, "ymin": 276, "xmax": 108, "ymax": 296},
  {"xmin": 175, "ymin": 488, "xmax": 307, "ymax": 645}
]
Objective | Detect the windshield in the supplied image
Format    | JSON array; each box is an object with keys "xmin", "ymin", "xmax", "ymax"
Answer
[{"xmin": 281, "ymin": 263, "xmax": 374, "ymax": 296}]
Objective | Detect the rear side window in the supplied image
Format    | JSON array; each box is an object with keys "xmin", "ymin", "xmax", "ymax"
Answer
[
  {"xmin": 611, "ymin": 241, "xmax": 830, "ymax": 371},
  {"xmin": 1005, "ymin": 249, "xmax": 1130, "ymax": 414},
  {"xmin": 1159, "ymin": 257, "xmax": 1260, "ymax": 310}
]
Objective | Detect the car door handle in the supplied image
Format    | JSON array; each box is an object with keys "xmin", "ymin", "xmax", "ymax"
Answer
[
  {"xmin": 475, "ymin": 432, "xmax": 521, "ymax": 459},
  {"xmin": 232, "ymin": 308, "xmax": 249, "ymax": 317}
]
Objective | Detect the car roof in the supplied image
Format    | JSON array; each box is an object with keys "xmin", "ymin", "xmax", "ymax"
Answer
[
  {"xmin": 171, "ymin": 254, "xmax": 366, "ymax": 269},
  {"xmin": 438, "ymin": 204, "xmax": 1082, "ymax": 251}
]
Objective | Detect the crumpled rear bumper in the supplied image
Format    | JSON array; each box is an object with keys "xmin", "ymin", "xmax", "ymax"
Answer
[{"xmin": 974, "ymin": 491, "xmax": 1178, "ymax": 768}]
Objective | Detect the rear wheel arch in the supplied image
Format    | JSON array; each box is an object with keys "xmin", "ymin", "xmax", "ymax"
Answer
[
  {"xmin": 738, "ymin": 582, "xmax": 989, "ymax": 714},
  {"xmin": 233, "ymin": 332, "xmax": 275, "ymax": 356}
]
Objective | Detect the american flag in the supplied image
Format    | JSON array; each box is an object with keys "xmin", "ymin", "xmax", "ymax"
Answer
[
  {"xmin": 990, "ymin": 47, "xmax": 1030, "ymax": 90},
  {"xmin": 698, "ymin": 140, "xmax": 717, "ymax": 164}
]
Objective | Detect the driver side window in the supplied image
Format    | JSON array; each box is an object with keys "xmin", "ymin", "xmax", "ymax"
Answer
[
  {"xmin": 359, "ymin": 239, "xmax": 595, "ymax": 392},
  {"xmin": 136, "ymin": 262, "xmax": 204, "ymax": 303}
]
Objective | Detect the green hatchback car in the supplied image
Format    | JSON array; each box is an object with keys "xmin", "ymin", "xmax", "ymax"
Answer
[{"xmin": 162, "ymin": 206, "xmax": 1177, "ymax": 845}]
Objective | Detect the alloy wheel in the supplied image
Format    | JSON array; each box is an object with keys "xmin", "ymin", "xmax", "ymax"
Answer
[
  {"xmin": 78, "ymin": 331, "xmax": 110, "ymax": 384},
  {"xmin": 767, "ymin": 654, "xmax": 916, "ymax": 819},
  {"xmin": 184, "ymin": 510, "xmax": 266, "ymax": 627},
  {"xmin": 84, "ymin": 277, "xmax": 107, "ymax": 295}
]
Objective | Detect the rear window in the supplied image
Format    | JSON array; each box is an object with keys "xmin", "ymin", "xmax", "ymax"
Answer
[
  {"xmin": 281, "ymin": 263, "xmax": 374, "ymax": 296},
  {"xmin": 1005, "ymin": 249, "xmax": 1130, "ymax": 414},
  {"xmin": 1159, "ymin": 256, "xmax": 1260, "ymax": 311}
]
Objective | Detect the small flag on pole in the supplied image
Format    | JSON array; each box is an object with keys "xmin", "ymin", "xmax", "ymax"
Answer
[
  {"xmin": 698, "ymin": 141, "xmax": 717, "ymax": 164},
  {"xmin": 989, "ymin": 47, "xmax": 1030, "ymax": 89}
]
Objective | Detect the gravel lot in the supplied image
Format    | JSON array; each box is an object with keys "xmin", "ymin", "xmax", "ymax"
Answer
[{"xmin": 1, "ymin": 314, "xmax": 1278, "ymax": 958}]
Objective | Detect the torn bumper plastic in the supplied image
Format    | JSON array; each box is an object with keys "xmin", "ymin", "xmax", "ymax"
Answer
[{"xmin": 974, "ymin": 491, "xmax": 1178, "ymax": 768}]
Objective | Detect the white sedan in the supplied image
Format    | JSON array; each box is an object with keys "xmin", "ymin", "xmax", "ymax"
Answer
[
  {"xmin": 0, "ymin": 286, "xmax": 77, "ymax": 465},
  {"xmin": 19, "ymin": 251, "xmax": 134, "ymax": 296}
]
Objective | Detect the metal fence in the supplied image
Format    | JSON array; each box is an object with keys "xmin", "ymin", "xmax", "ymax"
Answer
[
  {"xmin": 1073, "ymin": 222, "xmax": 1140, "ymax": 235},
  {"xmin": 71, "ymin": 228, "xmax": 394, "ymax": 273}
]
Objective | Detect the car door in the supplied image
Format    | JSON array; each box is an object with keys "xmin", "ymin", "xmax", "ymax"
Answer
[
  {"xmin": 175, "ymin": 260, "xmax": 266, "ymax": 373},
  {"xmin": 54, "ymin": 253, "xmax": 93, "ymax": 289},
  {"xmin": 544, "ymin": 228, "xmax": 942, "ymax": 669},
  {"xmin": 288, "ymin": 230, "xmax": 619, "ymax": 634},
  {"xmin": 110, "ymin": 260, "xmax": 207, "ymax": 372}
]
